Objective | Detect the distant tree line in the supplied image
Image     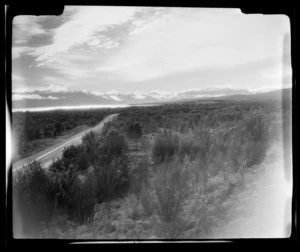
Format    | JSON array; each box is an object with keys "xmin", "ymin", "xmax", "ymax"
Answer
[{"xmin": 12, "ymin": 109, "xmax": 118, "ymax": 141}]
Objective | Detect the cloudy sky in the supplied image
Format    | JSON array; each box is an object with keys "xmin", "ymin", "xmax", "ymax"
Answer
[{"xmin": 12, "ymin": 6, "xmax": 291, "ymax": 101}]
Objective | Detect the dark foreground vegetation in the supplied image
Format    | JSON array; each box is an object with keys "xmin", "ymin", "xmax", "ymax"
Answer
[{"xmin": 12, "ymin": 97, "xmax": 291, "ymax": 238}]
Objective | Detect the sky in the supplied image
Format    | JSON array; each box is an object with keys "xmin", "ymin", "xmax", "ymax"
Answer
[{"xmin": 12, "ymin": 6, "xmax": 292, "ymax": 101}]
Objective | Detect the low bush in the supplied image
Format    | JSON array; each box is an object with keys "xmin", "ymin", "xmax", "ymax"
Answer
[
  {"xmin": 82, "ymin": 131, "xmax": 98, "ymax": 164},
  {"xmin": 127, "ymin": 122, "xmax": 143, "ymax": 139},
  {"xmin": 48, "ymin": 154, "xmax": 96, "ymax": 224},
  {"xmin": 152, "ymin": 131, "xmax": 180, "ymax": 164},
  {"xmin": 48, "ymin": 158, "xmax": 77, "ymax": 214},
  {"xmin": 178, "ymin": 134, "xmax": 202, "ymax": 161},
  {"xmin": 98, "ymin": 127, "xmax": 128, "ymax": 165},
  {"xmin": 140, "ymin": 186, "xmax": 155, "ymax": 217},
  {"xmin": 69, "ymin": 167, "xmax": 97, "ymax": 223},
  {"xmin": 95, "ymin": 155, "xmax": 129, "ymax": 203},
  {"xmin": 90, "ymin": 126, "xmax": 130, "ymax": 202},
  {"xmin": 130, "ymin": 160, "xmax": 149, "ymax": 199},
  {"xmin": 13, "ymin": 161, "xmax": 54, "ymax": 236},
  {"xmin": 240, "ymin": 112, "xmax": 270, "ymax": 167},
  {"xmin": 61, "ymin": 145, "xmax": 85, "ymax": 169},
  {"xmin": 154, "ymin": 158, "xmax": 192, "ymax": 223}
]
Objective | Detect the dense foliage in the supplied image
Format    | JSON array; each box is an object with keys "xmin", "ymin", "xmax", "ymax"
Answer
[
  {"xmin": 13, "ymin": 161, "xmax": 54, "ymax": 236},
  {"xmin": 13, "ymin": 124, "xmax": 129, "ymax": 234}
]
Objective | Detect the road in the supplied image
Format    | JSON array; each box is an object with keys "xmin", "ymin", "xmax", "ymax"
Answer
[{"xmin": 13, "ymin": 113, "xmax": 118, "ymax": 171}]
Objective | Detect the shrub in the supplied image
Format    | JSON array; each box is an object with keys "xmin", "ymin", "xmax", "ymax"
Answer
[
  {"xmin": 140, "ymin": 186, "xmax": 155, "ymax": 217},
  {"xmin": 178, "ymin": 134, "xmax": 202, "ymax": 161},
  {"xmin": 95, "ymin": 155, "xmax": 129, "ymax": 203},
  {"xmin": 48, "ymin": 158, "xmax": 78, "ymax": 216},
  {"xmin": 130, "ymin": 160, "xmax": 149, "ymax": 199},
  {"xmin": 82, "ymin": 131, "xmax": 98, "ymax": 164},
  {"xmin": 154, "ymin": 158, "xmax": 192, "ymax": 223},
  {"xmin": 98, "ymin": 127, "xmax": 128, "ymax": 165},
  {"xmin": 127, "ymin": 122, "xmax": 143, "ymax": 139},
  {"xmin": 186, "ymin": 127, "xmax": 212, "ymax": 185},
  {"xmin": 229, "ymin": 112, "xmax": 270, "ymax": 169},
  {"xmin": 152, "ymin": 131, "xmax": 180, "ymax": 164},
  {"xmin": 91, "ymin": 127, "xmax": 129, "ymax": 202},
  {"xmin": 13, "ymin": 161, "xmax": 54, "ymax": 236},
  {"xmin": 76, "ymin": 152, "xmax": 90, "ymax": 171},
  {"xmin": 242, "ymin": 111, "xmax": 269, "ymax": 143},
  {"xmin": 245, "ymin": 140, "xmax": 268, "ymax": 168},
  {"xmin": 69, "ymin": 167, "xmax": 97, "ymax": 223},
  {"xmin": 227, "ymin": 136, "xmax": 247, "ymax": 173},
  {"xmin": 48, "ymin": 158, "xmax": 97, "ymax": 224},
  {"xmin": 61, "ymin": 145, "xmax": 85, "ymax": 168}
]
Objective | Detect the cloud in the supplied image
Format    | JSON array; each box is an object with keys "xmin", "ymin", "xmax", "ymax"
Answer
[
  {"xmin": 12, "ymin": 7, "xmax": 291, "ymax": 94},
  {"xmin": 42, "ymin": 77, "xmax": 72, "ymax": 91},
  {"xmin": 96, "ymin": 8, "xmax": 290, "ymax": 82},
  {"xmin": 148, "ymin": 90, "xmax": 178, "ymax": 99},
  {"xmin": 12, "ymin": 74, "xmax": 25, "ymax": 82},
  {"xmin": 39, "ymin": 84, "xmax": 69, "ymax": 93},
  {"xmin": 109, "ymin": 95, "xmax": 122, "ymax": 101},
  {"xmin": 259, "ymin": 60, "xmax": 292, "ymax": 89},
  {"xmin": 12, "ymin": 74, "xmax": 32, "ymax": 93},
  {"xmin": 42, "ymin": 76, "xmax": 60, "ymax": 82},
  {"xmin": 33, "ymin": 50, "xmax": 98, "ymax": 79},
  {"xmin": 250, "ymin": 86, "xmax": 283, "ymax": 94},
  {"xmin": 12, "ymin": 93, "xmax": 59, "ymax": 101},
  {"xmin": 30, "ymin": 6, "xmax": 138, "ymax": 63},
  {"xmin": 13, "ymin": 6, "xmax": 140, "ymax": 80},
  {"xmin": 12, "ymin": 46, "xmax": 33, "ymax": 59},
  {"xmin": 91, "ymin": 91, "xmax": 110, "ymax": 99},
  {"xmin": 132, "ymin": 91, "xmax": 147, "ymax": 99},
  {"xmin": 13, "ymin": 82, "xmax": 70, "ymax": 94},
  {"xmin": 13, "ymin": 16, "xmax": 47, "ymax": 45},
  {"xmin": 21, "ymin": 7, "xmax": 139, "ymax": 80}
]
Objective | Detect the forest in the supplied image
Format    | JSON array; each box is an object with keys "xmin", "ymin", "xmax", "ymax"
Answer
[{"xmin": 12, "ymin": 97, "xmax": 291, "ymax": 239}]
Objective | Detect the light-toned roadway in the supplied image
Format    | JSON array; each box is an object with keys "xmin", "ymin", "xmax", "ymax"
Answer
[{"xmin": 13, "ymin": 114, "xmax": 118, "ymax": 171}]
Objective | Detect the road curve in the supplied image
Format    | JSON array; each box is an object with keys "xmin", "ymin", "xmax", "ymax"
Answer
[{"xmin": 13, "ymin": 113, "xmax": 118, "ymax": 171}]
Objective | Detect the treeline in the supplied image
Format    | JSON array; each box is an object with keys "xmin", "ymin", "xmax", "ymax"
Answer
[
  {"xmin": 114, "ymin": 100, "xmax": 283, "ymax": 140},
  {"xmin": 12, "ymin": 108, "xmax": 119, "ymax": 141}
]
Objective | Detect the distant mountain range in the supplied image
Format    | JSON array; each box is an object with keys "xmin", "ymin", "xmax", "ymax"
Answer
[
  {"xmin": 12, "ymin": 87, "xmax": 291, "ymax": 110},
  {"xmin": 213, "ymin": 87, "xmax": 292, "ymax": 102}
]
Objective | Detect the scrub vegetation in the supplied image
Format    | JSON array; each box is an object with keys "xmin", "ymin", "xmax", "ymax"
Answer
[{"xmin": 12, "ymin": 95, "xmax": 291, "ymax": 239}]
